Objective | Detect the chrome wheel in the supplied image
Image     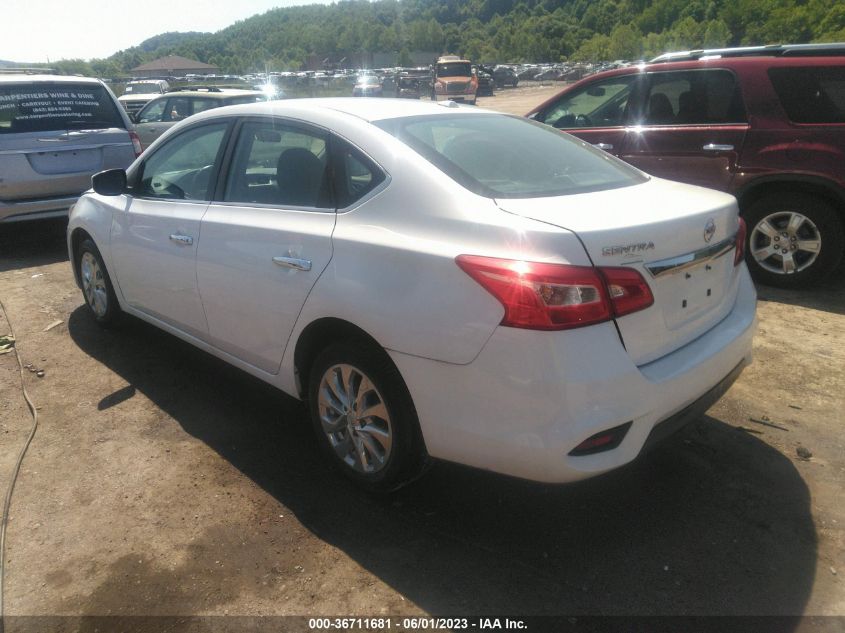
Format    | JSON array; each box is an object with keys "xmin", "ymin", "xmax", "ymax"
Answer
[
  {"xmin": 317, "ymin": 363, "xmax": 393, "ymax": 474},
  {"xmin": 750, "ymin": 211, "xmax": 821, "ymax": 275},
  {"xmin": 80, "ymin": 251, "xmax": 108, "ymax": 317}
]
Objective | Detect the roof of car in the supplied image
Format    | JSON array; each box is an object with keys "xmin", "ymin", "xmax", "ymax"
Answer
[
  {"xmin": 0, "ymin": 74, "xmax": 104, "ymax": 85},
  {"xmin": 163, "ymin": 88, "xmax": 263, "ymax": 98},
  {"xmin": 232, "ymin": 97, "xmax": 494, "ymax": 122}
]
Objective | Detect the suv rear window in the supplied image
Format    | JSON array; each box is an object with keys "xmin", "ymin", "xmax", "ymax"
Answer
[
  {"xmin": 0, "ymin": 83, "xmax": 125, "ymax": 134},
  {"xmin": 376, "ymin": 113, "xmax": 646, "ymax": 198},
  {"xmin": 769, "ymin": 67, "xmax": 845, "ymax": 124}
]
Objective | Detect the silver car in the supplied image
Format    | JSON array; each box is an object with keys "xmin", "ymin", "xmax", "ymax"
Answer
[
  {"xmin": 0, "ymin": 74, "xmax": 139, "ymax": 223},
  {"xmin": 117, "ymin": 79, "xmax": 170, "ymax": 118},
  {"xmin": 133, "ymin": 88, "xmax": 266, "ymax": 150}
]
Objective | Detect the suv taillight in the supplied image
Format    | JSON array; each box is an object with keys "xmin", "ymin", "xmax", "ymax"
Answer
[
  {"xmin": 129, "ymin": 131, "xmax": 142, "ymax": 157},
  {"xmin": 734, "ymin": 217, "xmax": 747, "ymax": 266},
  {"xmin": 456, "ymin": 255, "xmax": 653, "ymax": 331}
]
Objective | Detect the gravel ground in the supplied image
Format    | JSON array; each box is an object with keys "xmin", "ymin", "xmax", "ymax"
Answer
[{"xmin": 0, "ymin": 85, "xmax": 842, "ymax": 629}]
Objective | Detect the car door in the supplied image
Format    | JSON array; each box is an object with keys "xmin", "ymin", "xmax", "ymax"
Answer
[
  {"xmin": 110, "ymin": 121, "xmax": 231, "ymax": 339},
  {"xmin": 530, "ymin": 73, "xmax": 641, "ymax": 156},
  {"xmin": 195, "ymin": 117, "xmax": 336, "ymax": 373},
  {"xmin": 618, "ymin": 69, "xmax": 749, "ymax": 191}
]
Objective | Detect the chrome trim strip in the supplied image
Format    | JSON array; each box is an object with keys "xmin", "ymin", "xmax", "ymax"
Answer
[{"xmin": 645, "ymin": 235, "xmax": 736, "ymax": 278}]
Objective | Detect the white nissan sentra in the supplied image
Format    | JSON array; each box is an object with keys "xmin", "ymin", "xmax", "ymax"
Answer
[{"xmin": 67, "ymin": 98, "xmax": 756, "ymax": 490}]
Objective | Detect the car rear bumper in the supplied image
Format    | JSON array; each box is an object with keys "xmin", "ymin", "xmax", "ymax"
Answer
[
  {"xmin": 0, "ymin": 195, "xmax": 80, "ymax": 222},
  {"xmin": 389, "ymin": 266, "xmax": 757, "ymax": 483}
]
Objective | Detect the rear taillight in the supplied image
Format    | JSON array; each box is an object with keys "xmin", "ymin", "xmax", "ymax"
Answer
[
  {"xmin": 599, "ymin": 266, "xmax": 654, "ymax": 317},
  {"xmin": 129, "ymin": 131, "xmax": 142, "ymax": 157},
  {"xmin": 734, "ymin": 217, "xmax": 747, "ymax": 266},
  {"xmin": 456, "ymin": 255, "xmax": 653, "ymax": 331}
]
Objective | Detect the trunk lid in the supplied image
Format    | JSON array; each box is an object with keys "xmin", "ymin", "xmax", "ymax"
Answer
[{"xmin": 497, "ymin": 178, "xmax": 743, "ymax": 365}]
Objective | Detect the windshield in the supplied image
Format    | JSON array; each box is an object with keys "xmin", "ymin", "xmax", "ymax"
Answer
[
  {"xmin": 0, "ymin": 83, "xmax": 125, "ymax": 134},
  {"xmin": 357, "ymin": 76, "xmax": 380, "ymax": 86},
  {"xmin": 437, "ymin": 63, "xmax": 472, "ymax": 78},
  {"xmin": 125, "ymin": 83, "xmax": 160, "ymax": 94},
  {"xmin": 375, "ymin": 114, "xmax": 647, "ymax": 198}
]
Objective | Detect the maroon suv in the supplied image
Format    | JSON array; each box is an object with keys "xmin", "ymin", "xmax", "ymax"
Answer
[{"xmin": 527, "ymin": 44, "xmax": 845, "ymax": 288}]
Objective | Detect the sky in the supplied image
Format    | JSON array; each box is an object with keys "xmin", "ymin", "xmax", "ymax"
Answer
[{"xmin": 1, "ymin": 0, "xmax": 329, "ymax": 63}]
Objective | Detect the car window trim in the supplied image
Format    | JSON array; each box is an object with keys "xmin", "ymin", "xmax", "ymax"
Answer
[
  {"xmin": 212, "ymin": 114, "xmax": 336, "ymax": 212},
  {"xmin": 130, "ymin": 119, "xmax": 236, "ymax": 203},
  {"xmin": 638, "ymin": 67, "xmax": 749, "ymax": 126}
]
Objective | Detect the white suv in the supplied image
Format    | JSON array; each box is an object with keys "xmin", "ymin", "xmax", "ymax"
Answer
[{"xmin": 67, "ymin": 99, "xmax": 756, "ymax": 490}]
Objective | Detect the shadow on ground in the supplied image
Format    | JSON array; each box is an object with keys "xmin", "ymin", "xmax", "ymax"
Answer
[
  {"xmin": 63, "ymin": 306, "xmax": 818, "ymax": 624},
  {"xmin": 755, "ymin": 262, "xmax": 845, "ymax": 316},
  {"xmin": 0, "ymin": 218, "xmax": 69, "ymax": 272}
]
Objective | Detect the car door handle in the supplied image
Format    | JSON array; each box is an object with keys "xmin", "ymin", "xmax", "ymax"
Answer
[
  {"xmin": 169, "ymin": 234, "xmax": 193, "ymax": 245},
  {"xmin": 273, "ymin": 256, "xmax": 312, "ymax": 272},
  {"xmin": 593, "ymin": 142, "xmax": 614, "ymax": 150},
  {"xmin": 702, "ymin": 143, "xmax": 734, "ymax": 151}
]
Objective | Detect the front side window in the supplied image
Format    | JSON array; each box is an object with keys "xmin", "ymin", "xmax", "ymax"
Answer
[
  {"xmin": 0, "ymin": 82, "xmax": 125, "ymax": 134},
  {"xmin": 137, "ymin": 99, "xmax": 166, "ymax": 123},
  {"xmin": 137, "ymin": 123, "xmax": 228, "ymax": 200},
  {"xmin": 769, "ymin": 66, "xmax": 845, "ymax": 124},
  {"xmin": 641, "ymin": 70, "xmax": 746, "ymax": 126},
  {"xmin": 223, "ymin": 119, "xmax": 331, "ymax": 208},
  {"xmin": 376, "ymin": 113, "xmax": 646, "ymax": 198},
  {"xmin": 164, "ymin": 98, "xmax": 190, "ymax": 122},
  {"xmin": 538, "ymin": 75, "xmax": 637, "ymax": 129}
]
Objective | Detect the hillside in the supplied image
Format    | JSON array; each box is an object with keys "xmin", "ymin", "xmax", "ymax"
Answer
[{"xmin": 47, "ymin": 0, "xmax": 845, "ymax": 75}]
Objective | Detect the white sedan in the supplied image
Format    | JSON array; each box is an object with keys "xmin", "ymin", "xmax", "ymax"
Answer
[{"xmin": 67, "ymin": 98, "xmax": 756, "ymax": 490}]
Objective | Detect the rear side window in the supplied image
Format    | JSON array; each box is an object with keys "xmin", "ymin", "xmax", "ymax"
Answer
[
  {"xmin": 769, "ymin": 67, "xmax": 845, "ymax": 124},
  {"xmin": 0, "ymin": 82, "xmax": 125, "ymax": 134},
  {"xmin": 642, "ymin": 70, "xmax": 746, "ymax": 125},
  {"xmin": 223, "ymin": 119, "xmax": 332, "ymax": 208},
  {"xmin": 377, "ymin": 113, "xmax": 646, "ymax": 198},
  {"xmin": 333, "ymin": 139, "xmax": 386, "ymax": 208}
]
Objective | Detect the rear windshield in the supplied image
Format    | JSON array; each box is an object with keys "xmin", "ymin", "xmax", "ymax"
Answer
[
  {"xmin": 375, "ymin": 113, "xmax": 646, "ymax": 198},
  {"xmin": 125, "ymin": 83, "xmax": 161, "ymax": 94},
  {"xmin": 0, "ymin": 83, "xmax": 125, "ymax": 134}
]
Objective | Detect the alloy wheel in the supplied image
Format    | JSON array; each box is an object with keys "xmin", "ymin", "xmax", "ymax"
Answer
[
  {"xmin": 317, "ymin": 363, "xmax": 393, "ymax": 474},
  {"xmin": 750, "ymin": 211, "xmax": 821, "ymax": 275}
]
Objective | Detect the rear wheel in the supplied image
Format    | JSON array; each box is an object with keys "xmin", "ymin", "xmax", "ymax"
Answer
[
  {"xmin": 77, "ymin": 238, "xmax": 121, "ymax": 326},
  {"xmin": 743, "ymin": 193, "xmax": 844, "ymax": 288},
  {"xmin": 308, "ymin": 340, "xmax": 427, "ymax": 492}
]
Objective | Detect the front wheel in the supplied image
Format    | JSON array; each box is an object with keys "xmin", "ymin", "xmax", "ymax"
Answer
[
  {"xmin": 77, "ymin": 238, "xmax": 121, "ymax": 326},
  {"xmin": 743, "ymin": 193, "xmax": 844, "ymax": 288},
  {"xmin": 308, "ymin": 340, "xmax": 427, "ymax": 492}
]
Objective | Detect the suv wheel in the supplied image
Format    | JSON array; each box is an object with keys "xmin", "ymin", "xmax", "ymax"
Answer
[
  {"xmin": 743, "ymin": 193, "xmax": 844, "ymax": 288},
  {"xmin": 308, "ymin": 340, "xmax": 428, "ymax": 492}
]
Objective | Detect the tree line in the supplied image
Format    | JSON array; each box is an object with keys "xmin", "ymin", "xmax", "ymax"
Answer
[{"xmin": 47, "ymin": 0, "xmax": 844, "ymax": 76}]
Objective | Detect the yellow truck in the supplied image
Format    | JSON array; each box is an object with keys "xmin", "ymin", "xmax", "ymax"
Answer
[{"xmin": 431, "ymin": 55, "xmax": 478, "ymax": 105}]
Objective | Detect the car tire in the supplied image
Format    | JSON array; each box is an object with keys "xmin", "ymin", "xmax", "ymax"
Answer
[
  {"xmin": 77, "ymin": 238, "xmax": 122, "ymax": 326},
  {"xmin": 307, "ymin": 339, "xmax": 428, "ymax": 492},
  {"xmin": 743, "ymin": 193, "xmax": 844, "ymax": 288}
]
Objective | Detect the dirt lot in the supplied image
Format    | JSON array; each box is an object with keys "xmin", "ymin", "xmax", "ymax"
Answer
[{"xmin": 1, "ymin": 85, "xmax": 843, "ymax": 629}]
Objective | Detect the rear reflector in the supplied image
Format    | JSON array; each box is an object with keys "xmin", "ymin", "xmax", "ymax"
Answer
[
  {"xmin": 569, "ymin": 421, "xmax": 633, "ymax": 456},
  {"xmin": 734, "ymin": 217, "xmax": 747, "ymax": 266},
  {"xmin": 456, "ymin": 255, "xmax": 653, "ymax": 331}
]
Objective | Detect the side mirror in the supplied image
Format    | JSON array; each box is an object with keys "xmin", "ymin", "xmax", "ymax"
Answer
[
  {"xmin": 92, "ymin": 169, "xmax": 127, "ymax": 196},
  {"xmin": 586, "ymin": 87, "xmax": 606, "ymax": 97}
]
